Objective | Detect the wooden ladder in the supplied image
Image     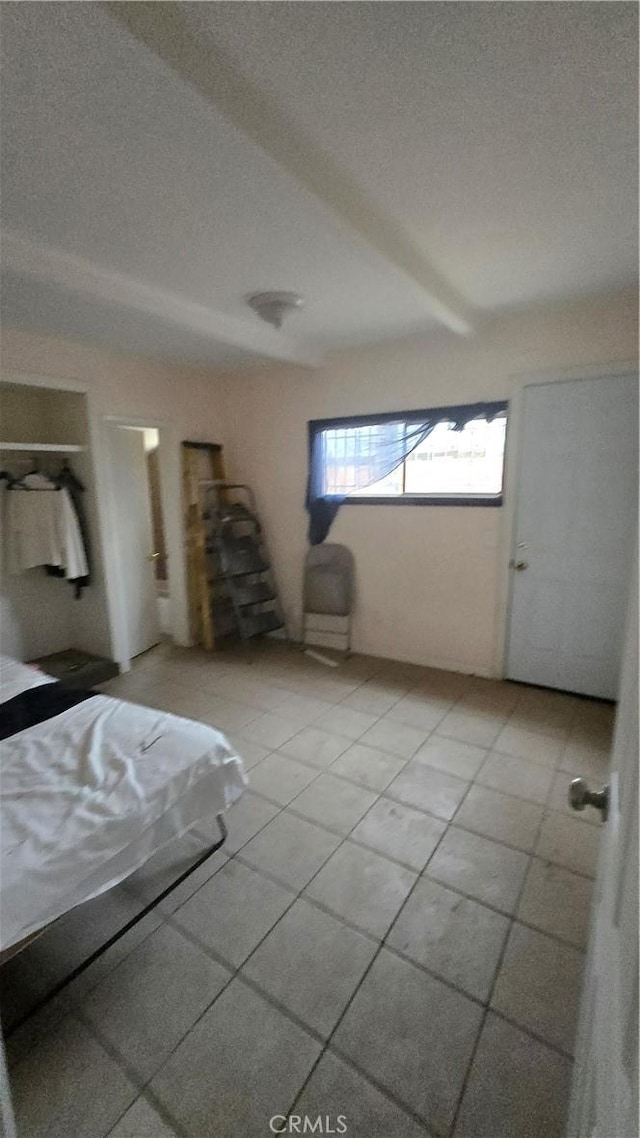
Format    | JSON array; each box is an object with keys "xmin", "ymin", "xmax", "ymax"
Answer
[{"xmin": 182, "ymin": 440, "xmax": 226, "ymax": 650}]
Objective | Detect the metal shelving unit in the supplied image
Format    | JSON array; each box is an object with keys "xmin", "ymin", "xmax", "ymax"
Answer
[{"xmin": 202, "ymin": 483, "xmax": 286, "ymax": 643}]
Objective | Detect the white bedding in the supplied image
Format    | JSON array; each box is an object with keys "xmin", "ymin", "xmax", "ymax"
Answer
[
  {"xmin": 0, "ymin": 656, "xmax": 55, "ymax": 703},
  {"xmin": 0, "ymin": 658, "xmax": 247, "ymax": 951}
]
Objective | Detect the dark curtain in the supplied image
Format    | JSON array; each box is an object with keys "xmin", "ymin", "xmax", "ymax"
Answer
[{"xmin": 306, "ymin": 401, "xmax": 507, "ymax": 544}]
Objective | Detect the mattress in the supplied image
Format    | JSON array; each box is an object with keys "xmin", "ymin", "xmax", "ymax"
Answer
[{"xmin": 0, "ymin": 656, "xmax": 247, "ymax": 951}]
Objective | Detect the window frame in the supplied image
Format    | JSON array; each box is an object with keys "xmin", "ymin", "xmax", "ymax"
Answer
[{"xmin": 308, "ymin": 400, "xmax": 509, "ymax": 508}]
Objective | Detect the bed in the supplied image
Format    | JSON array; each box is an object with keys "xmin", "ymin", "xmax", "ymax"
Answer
[{"xmin": 0, "ymin": 655, "xmax": 247, "ymax": 960}]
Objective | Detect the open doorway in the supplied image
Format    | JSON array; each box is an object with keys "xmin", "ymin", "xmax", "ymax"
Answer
[
  {"xmin": 106, "ymin": 421, "xmax": 171, "ymax": 665},
  {"xmin": 143, "ymin": 428, "xmax": 170, "ymax": 636}
]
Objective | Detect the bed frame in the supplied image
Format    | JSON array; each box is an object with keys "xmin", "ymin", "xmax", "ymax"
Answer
[{"xmin": 2, "ymin": 812, "xmax": 228, "ymax": 1038}]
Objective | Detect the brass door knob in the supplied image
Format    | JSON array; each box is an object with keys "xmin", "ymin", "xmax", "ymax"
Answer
[{"xmin": 569, "ymin": 778, "xmax": 609, "ymax": 822}]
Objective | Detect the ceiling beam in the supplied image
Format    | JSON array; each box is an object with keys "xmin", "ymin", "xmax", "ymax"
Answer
[
  {"xmin": 1, "ymin": 230, "xmax": 322, "ymax": 368},
  {"xmin": 106, "ymin": 1, "xmax": 476, "ymax": 337}
]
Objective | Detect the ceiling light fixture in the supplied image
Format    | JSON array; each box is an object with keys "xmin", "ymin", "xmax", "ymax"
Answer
[{"xmin": 246, "ymin": 290, "xmax": 305, "ymax": 330}]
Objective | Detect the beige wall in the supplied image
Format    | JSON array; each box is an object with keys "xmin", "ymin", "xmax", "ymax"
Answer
[
  {"xmin": 1, "ymin": 329, "xmax": 229, "ymax": 661},
  {"xmin": 220, "ymin": 289, "xmax": 638, "ymax": 675},
  {"xmin": 2, "ymin": 290, "xmax": 636, "ymax": 673}
]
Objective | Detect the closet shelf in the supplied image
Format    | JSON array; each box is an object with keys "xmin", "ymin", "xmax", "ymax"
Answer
[{"xmin": 0, "ymin": 442, "xmax": 85, "ymax": 453}]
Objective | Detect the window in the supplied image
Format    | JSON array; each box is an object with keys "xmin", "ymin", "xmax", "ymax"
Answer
[{"xmin": 311, "ymin": 402, "xmax": 508, "ymax": 507}]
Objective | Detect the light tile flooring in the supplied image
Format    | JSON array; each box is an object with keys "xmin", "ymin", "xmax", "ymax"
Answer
[{"xmin": 3, "ymin": 642, "xmax": 613, "ymax": 1138}]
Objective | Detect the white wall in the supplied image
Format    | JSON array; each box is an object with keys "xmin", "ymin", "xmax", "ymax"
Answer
[
  {"xmin": 219, "ymin": 289, "xmax": 638, "ymax": 675},
  {"xmin": 1, "ymin": 329, "xmax": 230, "ymax": 662}
]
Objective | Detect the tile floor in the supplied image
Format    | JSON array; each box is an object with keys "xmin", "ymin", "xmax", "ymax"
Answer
[{"xmin": 3, "ymin": 641, "xmax": 613, "ymax": 1138}]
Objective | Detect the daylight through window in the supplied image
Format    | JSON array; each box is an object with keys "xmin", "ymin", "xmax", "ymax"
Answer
[{"xmin": 317, "ymin": 407, "xmax": 508, "ymax": 504}]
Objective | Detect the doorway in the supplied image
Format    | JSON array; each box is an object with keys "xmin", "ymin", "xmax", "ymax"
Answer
[
  {"xmin": 142, "ymin": 428, "xmax": 170, "ymax": 636},
  {"xmin": 106, "ymin": 422, "xmax": 170, "ymax": 663},
  {"xmin": 506, "ymin": 373, "xmax": 638, "ymax": 699}
]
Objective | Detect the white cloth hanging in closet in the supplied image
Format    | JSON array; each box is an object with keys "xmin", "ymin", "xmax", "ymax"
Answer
[
  {"xmin": 21, "ymin": 472, "xmax": 57, "ymax": 490},
  {"xmin": 7, "ymin": 488, "xmax": 88, "ymax": 578}
]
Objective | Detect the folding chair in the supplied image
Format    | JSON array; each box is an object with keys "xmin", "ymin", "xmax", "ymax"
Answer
[{"xmin": 302, "ymin": 544, "xmax": 355, "ymax": 656}]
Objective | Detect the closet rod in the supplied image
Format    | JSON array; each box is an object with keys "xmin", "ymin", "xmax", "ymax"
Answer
[{"xmin": 0, "ymin": 443, "xmax": 85, "ymax": 453}]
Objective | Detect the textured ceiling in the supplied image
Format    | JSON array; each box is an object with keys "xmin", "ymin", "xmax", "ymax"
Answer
[
  {"xmin": 187, "ymin": 1, "xmax": 638, "ymax": 310},
  {"xmin": 1, "ymin": 1, "xmax": 636, "ymax": 366}
]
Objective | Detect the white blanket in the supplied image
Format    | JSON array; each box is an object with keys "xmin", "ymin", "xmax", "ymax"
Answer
[
  {"xmin": 0, "ymin": 665, "xmax": 247, "ymax": 951},
  {"xmin": 0, "ymin": 656, "xmax": 55, "ymax": 703}
]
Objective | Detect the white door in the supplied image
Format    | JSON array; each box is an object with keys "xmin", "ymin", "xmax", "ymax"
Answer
[
  {"xmin": 507, "ymin": 374, "xmax": 638, "ymax": 698},
  {"xmin": 567, "ymin": 555, "xmax": 638, "ymax": 1138},
  {"xmin": 109, "ymin": 427, "xmax": 160, "ymax": 659}
]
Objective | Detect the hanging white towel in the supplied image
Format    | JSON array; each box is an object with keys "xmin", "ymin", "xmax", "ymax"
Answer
[
  {"xmin": 7, "ymin": 488, "xmax": 88, "ymax": 578},
  {"xmin": 7, "ymin": 490, "xmax": 62, "ymax": 572}
]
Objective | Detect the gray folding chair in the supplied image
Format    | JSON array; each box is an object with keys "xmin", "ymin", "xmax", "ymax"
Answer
[{"xmin": 302, "ymin": 544, "xmax": 355, "ymax": 656}]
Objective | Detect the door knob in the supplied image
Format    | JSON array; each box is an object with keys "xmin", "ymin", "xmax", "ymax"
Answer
[
  {"xmin": 147, "ymin": 552, "xmax": 160, "ymax": 562},
  {"xmin": 509, "ymin": 559, "xmax": 528, "ymax": 571},
  {"xmin": 569, "ymin": 778, "xmax": 609, "ymax": 822}
]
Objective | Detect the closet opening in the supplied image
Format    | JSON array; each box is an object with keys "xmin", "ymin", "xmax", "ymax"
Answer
[
  {"xmin": 0, "ymin": 378, "xmax": 114, "ymax": 683},
  {"xmin": 105, "ymin": 420, "xmax": 172, "ymax": 668}
]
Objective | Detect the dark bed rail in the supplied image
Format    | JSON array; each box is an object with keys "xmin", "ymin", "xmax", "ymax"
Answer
[{"xmin": 3, "ymin": 813, "xmax": 228, "ymax": 1039}]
